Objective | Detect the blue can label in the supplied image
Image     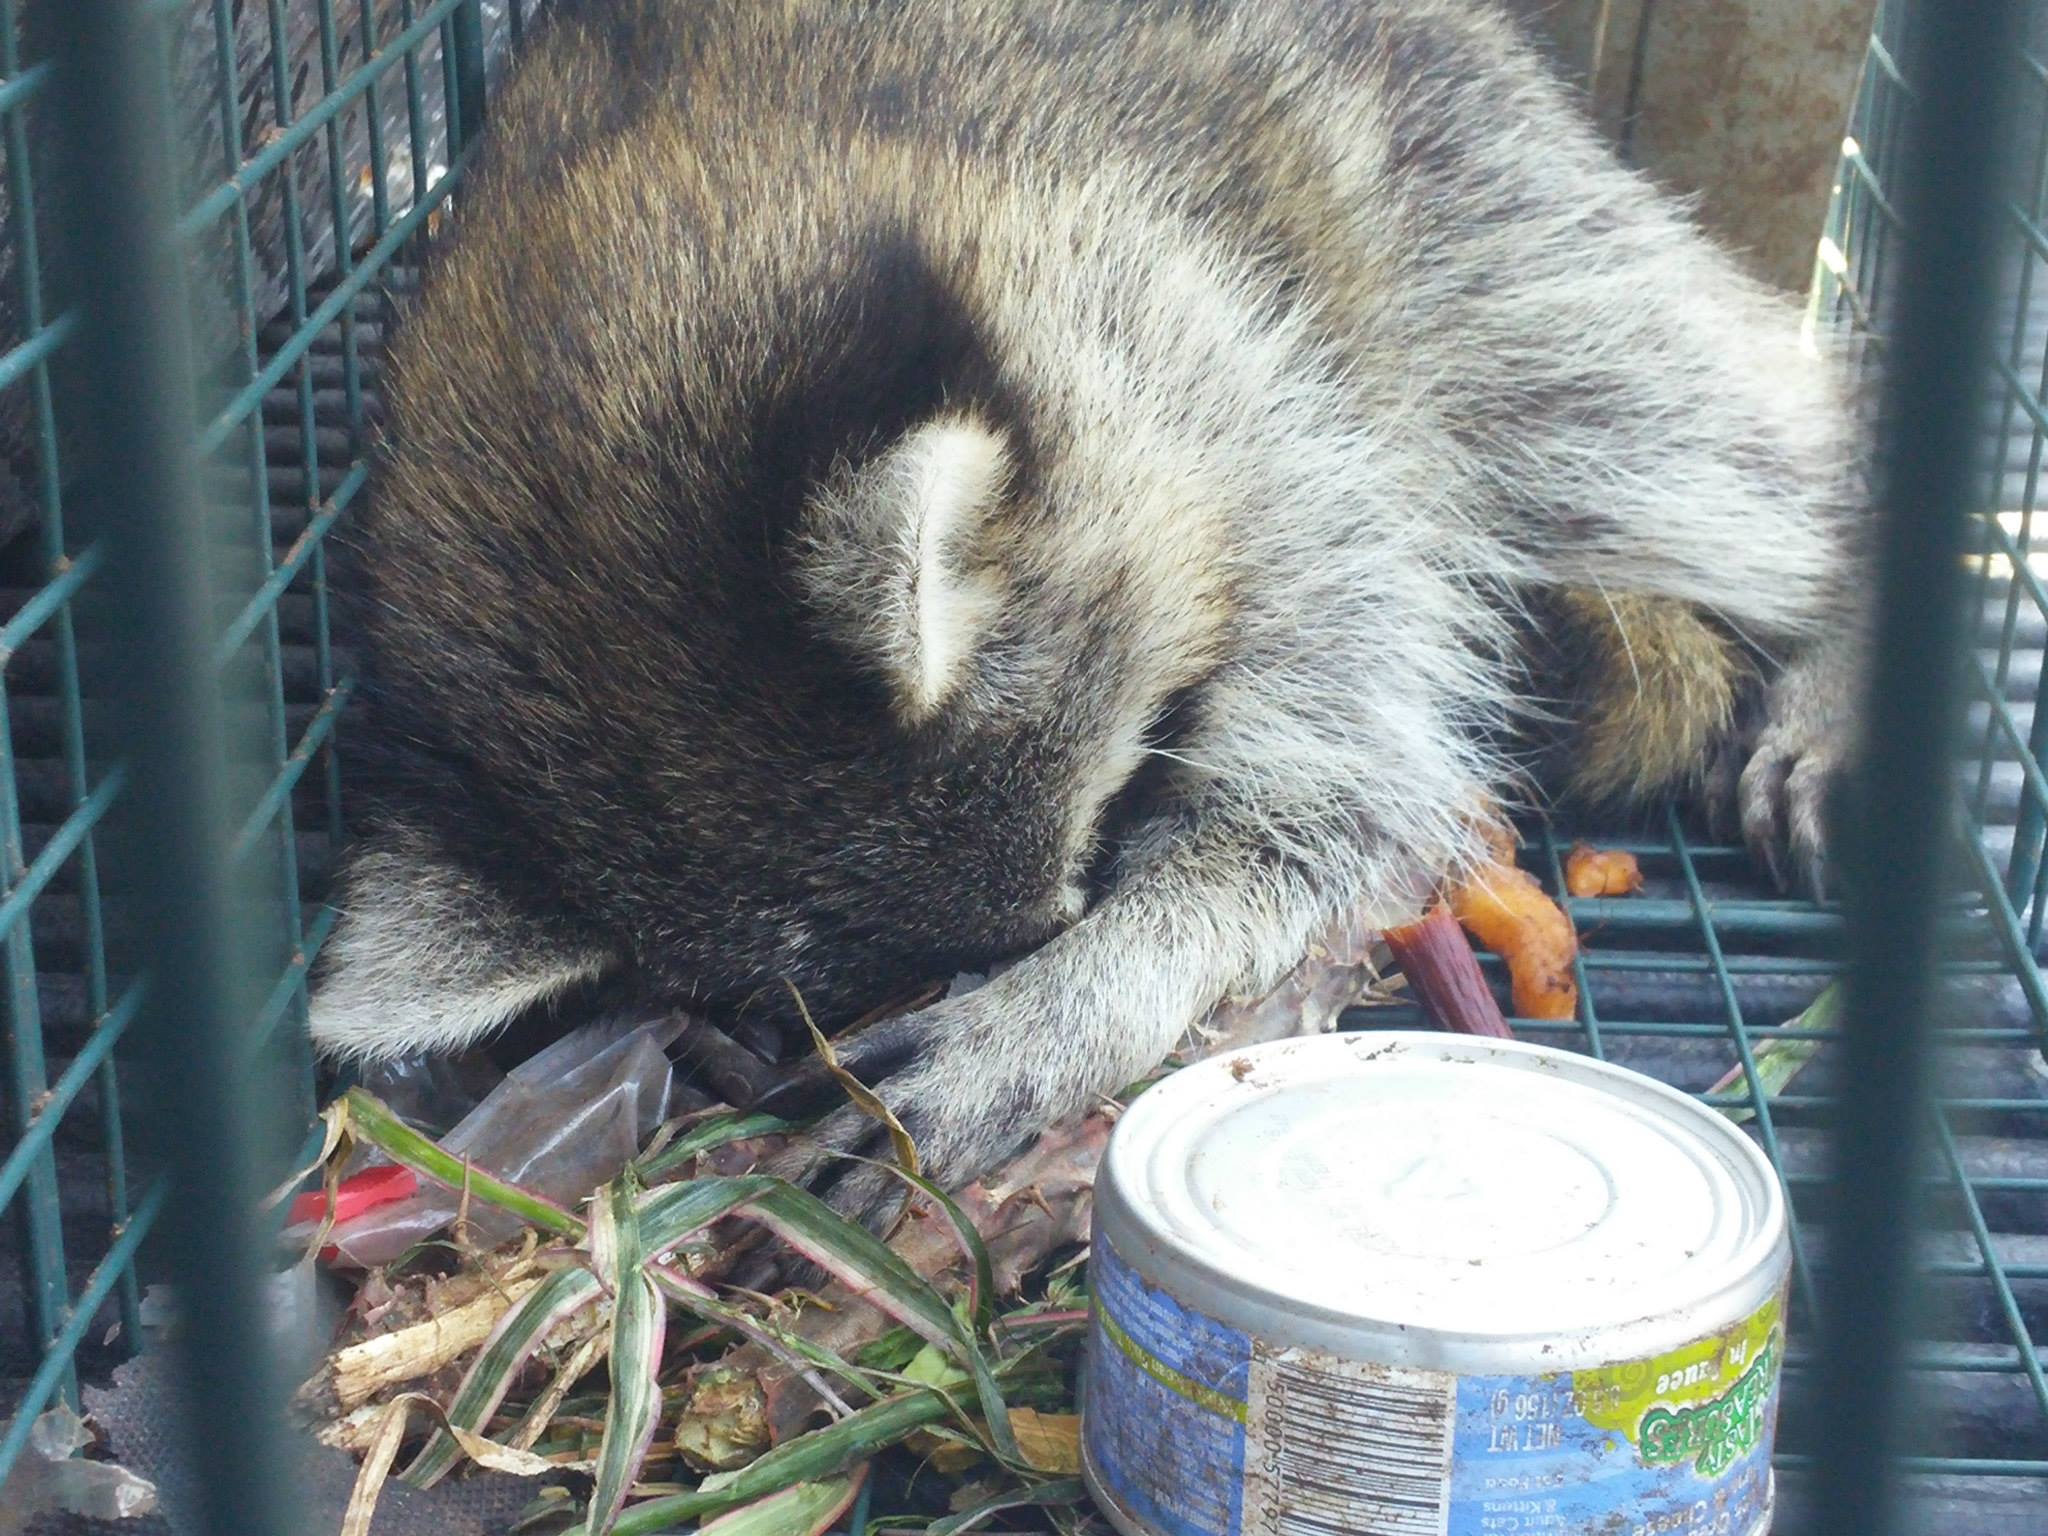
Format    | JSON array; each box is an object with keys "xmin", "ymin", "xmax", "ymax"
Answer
[
  {"xmin": 1084, "ymin": 1228, "xmax": 1254, "ymax": 1536},
  {"xmin": 1085, "ymin": 1231, "xmax": 1784, "ymax": 1536}
]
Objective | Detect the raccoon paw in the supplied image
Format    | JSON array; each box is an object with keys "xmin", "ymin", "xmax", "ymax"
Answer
[
  {"xmin": 1708, "ymin": 644, "xmax": 1859, "ymax": 900},
  {"xmin": 756, "ymin": 1005, "xmax": 1036, "ymax": 1234}
]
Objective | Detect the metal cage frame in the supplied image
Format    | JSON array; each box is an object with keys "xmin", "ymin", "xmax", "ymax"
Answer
[{"xmin": 1, "ymin": 4, "xmax": 2042, "ymax": 1535}]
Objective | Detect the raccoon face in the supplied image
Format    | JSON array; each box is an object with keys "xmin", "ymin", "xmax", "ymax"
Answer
[
  {"xmin": 671, "ymin": 413, "xmax": 1142, "ymax": 1016},
  {"xmin": 330, "ymin": 406, "xmax": 1177, "ymax": 1050},
  {"xmin": 317, "ymin": 206, "xmax": 1231, "ymax": 1057}
]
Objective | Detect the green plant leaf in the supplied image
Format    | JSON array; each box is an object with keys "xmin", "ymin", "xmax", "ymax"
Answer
[
  {"xmin": 638, "ymin": 1112, "xmax": 792, "ymax": 1183},
  {"xmin": 589, "ymin": 1167, "xmax": 625, "ymax": 1285},
  {"xmin": 852, "ymin": 1328, "xmax": 925, "ymax": 1372},
  {"xmin": 901, "ymin": 1342, "xmax": 953, "ymax": 1388},
  {"xmin": 343, "ymin": 1087, "xmax": 586, "ymax": 1240},
  {"xmin": 402, "ymin": 1263, "xmax": 606, "ymax": 1488},
  {"xmin": 650, "ymin": 1264, "xmax": 865, "ymax": 1418},
  {"xmin": 738, "ymin": 1185, "xmax": 1018, "ymax": 1464},
  {"xmin": 611, "ymin": 1391, "xmax": 952, "ymax": 1535},
  {"xmin": 636, "ymin": 1175, "xmax": 777, "ymax": 1256},
  {"xmin": 845, "ymin": 1156, "xmax": 996, "ymax": 1336},
  {"xmin": 583, "ymin": 1176, "xmax": 668, "ymax": 1534},
  {"xmin": 1710, "ymin": 983, "xmax": 1840, "ymax": 1124},
  {"xmin": 926, "ymin": 1477, "xmax": 1088, "ymax": 1536},
  {"xmin": 698, "ymin": 1468, "xmax": 867, "ymax": 1536}
]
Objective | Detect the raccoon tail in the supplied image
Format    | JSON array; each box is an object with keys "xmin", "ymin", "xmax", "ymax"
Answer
[{"xmin": 1549, "ymin": 589, "xmax": 1758, "ymax": 805}]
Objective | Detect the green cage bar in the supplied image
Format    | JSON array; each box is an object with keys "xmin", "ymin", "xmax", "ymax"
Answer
[
  {"xmin": 40, "ymin": 2, "xmax": 297, "ymax": 1530},
  {"xmin": 0, "ymin": 0, "xmax": 517, "ymax": 1495}
]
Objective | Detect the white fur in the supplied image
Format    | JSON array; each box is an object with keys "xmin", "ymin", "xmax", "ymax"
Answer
[
  {"xmin": 799, "ymin": 417, "xmax": 1010, "ymax": 721},
  {"xmin": 781, "ymin": 2, "xmax": 1860, "ymax": 1188},
  {"xmin": 307, "ymin": 841, "xmax": 609, "ymax": 1061}
]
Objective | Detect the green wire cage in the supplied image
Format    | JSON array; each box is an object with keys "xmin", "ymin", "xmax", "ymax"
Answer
[
  {"xmin": 0, "ymin": 2, "xmax": 2042, "ymax": 1533},
  {"xmin": 0, "ymin": 0, "xmax": 514, "ymax": 1489}
]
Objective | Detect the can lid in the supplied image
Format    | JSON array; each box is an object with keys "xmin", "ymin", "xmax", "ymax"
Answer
[{"xmin": 1099, "ymin": 1032, "xmax": 1786, "ymax": 1355}]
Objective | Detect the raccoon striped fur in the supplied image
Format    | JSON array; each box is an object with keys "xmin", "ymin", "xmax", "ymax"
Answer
[{"xmin": 312, "ymin": 0, "xmax": 1866, "ymax": 1219}]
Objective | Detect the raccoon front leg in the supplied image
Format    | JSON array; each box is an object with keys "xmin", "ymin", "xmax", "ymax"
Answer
[
  {"xmin": 1516, "ymin": 394, "xmax": 1866, "ymax": 894},
  {"xmin": 763, "ymin": 806, "xmax": 1445, "ymax": 1227}
]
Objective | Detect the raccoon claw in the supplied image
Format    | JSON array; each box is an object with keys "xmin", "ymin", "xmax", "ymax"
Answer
[
  {"xmin": 757, "ymin": 1005, "xmax": 1018, "ymax": 1235},
  {"xmin": 1736, "ymin": 729, "xmax": 1843, "ymax": 902},
  {"xmin": 1704, "ymin": 636, "xmax": 1860, "ymax": 902},
  {"xmin": 762, "ymin": 1100, "xmax": 919, "ymax": 1235},
  {"xmin": 1703, "ymin": 739, "xmax": 1745, "ymax": 846}
]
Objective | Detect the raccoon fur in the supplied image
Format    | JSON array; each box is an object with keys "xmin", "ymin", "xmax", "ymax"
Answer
[{"xmin": 311, "ymin": 0, "xmax": 1867, "ymax": 1219}]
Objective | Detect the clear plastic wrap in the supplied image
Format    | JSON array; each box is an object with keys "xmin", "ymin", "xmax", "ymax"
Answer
[
  {"xmin": 0, "ymin": 1401, "xmax": 158, "ymax": 1531},
  {"xmin": 295, "ymin": 1014, "xmax": 686, "ymax": 1268}
]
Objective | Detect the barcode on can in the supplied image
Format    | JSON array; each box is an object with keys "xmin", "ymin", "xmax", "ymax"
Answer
[{"xmin": 1242, "ymin": 1347, "xmax": 1455, "ymax": 1536}]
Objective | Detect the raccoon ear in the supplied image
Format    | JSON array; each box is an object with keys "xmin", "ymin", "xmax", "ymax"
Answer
[
  {"xmin": 798, "ymin": 414, "xmax": 1010, "ymax": 721},
  {"xmin": 306, "ymin": 826, "xmax": 612, "ymax": 1061}
]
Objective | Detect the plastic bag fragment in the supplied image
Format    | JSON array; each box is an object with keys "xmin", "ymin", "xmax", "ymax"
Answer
[
  {"xmin": 296, "ymin": 1013, "xmax": 686, "ymax": 1268},
  {"xmin": 0, "ymin": 1401, "xmax": 158, "ymax": 1532},
  {"xmin": 349, "ymin": 1051, "xmax": 508, "ymax": 1141}
]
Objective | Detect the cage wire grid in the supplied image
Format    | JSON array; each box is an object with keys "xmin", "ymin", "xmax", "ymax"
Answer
[
  {"xmin": 0, "ymin": 0, "xmax": 536, "ymax": 1482},
  {"xmin": 0, "ymin": 0, "xmax": 2040, "ymax": 1527}
]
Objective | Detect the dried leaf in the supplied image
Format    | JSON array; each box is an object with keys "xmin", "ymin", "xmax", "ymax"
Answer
[
  {"xmin": 263, "ymin": 1096, "xmax": 353, "ymax": 1213},
  {"xmin": 402, "ymin": 1264, "xmax": 607, "ymax": 1488},
  {"xmin": 508, "ymin": 1326, "xmax": 611, "ymax": 1453},
  {"xmin": 788, "ymin": 984, "xmax": 920, "ymax": 1178},
  {"xmin": 446, "ymin": 1422, "xmax": 568, "ymax": 1477},
  {"xmin": 1008, "ymin": 1408, "xmax": 1080, "ymax": 1475},
  {"xmin": 675, "ymin": 1367, "xmax": 773, "ymax": 1472},
  {"xmin": 908, "ymin": 1426, "xmax": 984, "ymax": 1476},
  {"xmin": 340, "ymin": 1397, "xmax": 412, "ymax": 1536},
  {"xmin": 305, "ymin": 1272, "xmax": 546, "ymax": 1414}
]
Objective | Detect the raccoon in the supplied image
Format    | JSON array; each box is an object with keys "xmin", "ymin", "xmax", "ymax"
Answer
[{"xmin": 310, "ymin": 0, "xmax": 1866, "ymax": 1220}]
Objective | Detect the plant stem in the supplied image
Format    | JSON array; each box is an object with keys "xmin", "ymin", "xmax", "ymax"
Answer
[{"xmin": 342, "ymin": 1088, "xmax": 587, "ymax": 1240}]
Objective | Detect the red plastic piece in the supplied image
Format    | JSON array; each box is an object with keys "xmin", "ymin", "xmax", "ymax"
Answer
[{"xmin": 285, "ymin": 1163, "xmax": 418, "ymax": 1229}]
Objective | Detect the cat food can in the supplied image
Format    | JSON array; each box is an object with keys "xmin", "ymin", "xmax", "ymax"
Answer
[{"xmin": 1081, "ymin": 1032, "xmax": 1790, "ymax": 1536}]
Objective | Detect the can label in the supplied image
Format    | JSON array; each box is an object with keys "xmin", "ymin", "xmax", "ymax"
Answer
[
  {"xmin": 1085, "ymin": 1228, "xmax": 1254, "ymax": 1536},
  {"xmin": 1084, "ymin": 1232, "xmax": 1784, "ymax": 1536}
]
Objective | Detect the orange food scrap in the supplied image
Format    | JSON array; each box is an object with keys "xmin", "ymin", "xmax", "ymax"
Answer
[
  {"xmin": 1477, "ymin": 816, "xmax": 1520, "ymax": 866},
  {"xmin": 1564, "ymin": 843, "xmax": 1645, "ymax": 899},
  {"xmin": 1447, "ymin": 858, "xmax": 1578, "ymax": 1021}
]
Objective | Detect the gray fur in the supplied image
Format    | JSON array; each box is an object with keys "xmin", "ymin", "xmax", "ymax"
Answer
[{"xmin": 310, "ymin": 0, "xmax": 1865, "ymax": 1218}]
